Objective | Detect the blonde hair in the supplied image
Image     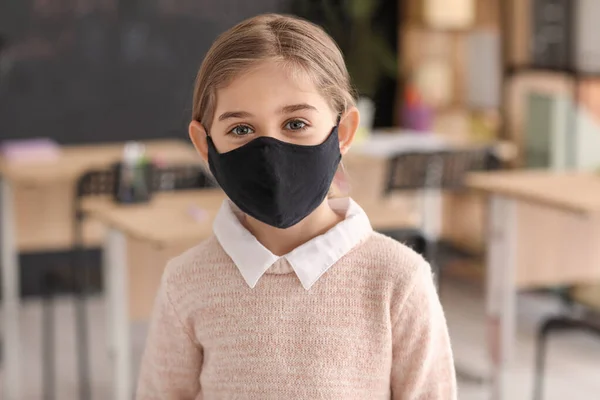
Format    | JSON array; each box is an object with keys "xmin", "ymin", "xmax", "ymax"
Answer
[{"xmin": 191, "ymin": 13, "xmax": 356, "ymax": 130}]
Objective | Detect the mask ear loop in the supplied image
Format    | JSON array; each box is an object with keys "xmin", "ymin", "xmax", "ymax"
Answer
[
  {"xmin": 197, "ymin": 124, "xmax": 219, "ymax": 185},
  {"xmin": 331, "ymin": 113, "xmax": 351, "ymax": 197}
]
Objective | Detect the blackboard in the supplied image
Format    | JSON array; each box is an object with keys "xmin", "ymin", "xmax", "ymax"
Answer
[{"xmin": 0, "ymin": 0, "xmax": 291, "ymax": 144}]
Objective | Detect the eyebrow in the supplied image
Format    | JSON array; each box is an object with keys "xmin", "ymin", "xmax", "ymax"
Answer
[
  {"xmin": 218, "ymin": 111, "xmax": 253, "ymax": 121},
  {"xmin": 279, "ymin": 103, "xmax": 318, "ymax": 114},
  {"xmin": 217, "ymin": 103, "xmax": 317, "ymax": 122}
]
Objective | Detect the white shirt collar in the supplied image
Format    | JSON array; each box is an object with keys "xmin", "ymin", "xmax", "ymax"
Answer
[{"xmin": 212, "ymin": 198, "xmax": 372, "ymax": 290}]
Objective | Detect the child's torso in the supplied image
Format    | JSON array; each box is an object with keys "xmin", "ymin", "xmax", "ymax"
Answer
[{"xmin": 182, "ymin": 252, "xmax": 396, "ymax": 399}]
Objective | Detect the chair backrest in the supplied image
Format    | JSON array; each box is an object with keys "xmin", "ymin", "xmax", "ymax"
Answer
[
  {"xmin": 75, "ymin": 163, "xmax": 215, "ymax": 199},
  {"xmin": 73, "ymin": 163, "xmax": 216, "ymax": 223},
  {"xmin": 76, "ymin": 169, "xmax": 117, "ymax": 199},
  {"xmin": 73, "ymin": 168, "xmax": 119, "ymax": 247},
  {"xmin": 385, "ymin": 147, "xmax": 500, "ymax": 194}
]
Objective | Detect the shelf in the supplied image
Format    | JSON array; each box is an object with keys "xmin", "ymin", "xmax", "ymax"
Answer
[
  {"xmin": 504, "ymin": 65, "xmax": 600, "ymax": 79},
  {"xmin": 401, "ymin": 22, "xmax": 480, "ymax": 34}
]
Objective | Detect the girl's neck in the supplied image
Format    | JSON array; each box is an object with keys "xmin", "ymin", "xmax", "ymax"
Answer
[{"xmin": 243, "ymin": 199, "xmax": 343, "ymax": 256}]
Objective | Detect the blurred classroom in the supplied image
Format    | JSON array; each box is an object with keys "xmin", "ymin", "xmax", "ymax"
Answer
[{"xmin": 1, "ymin": 0, "xmax": 600, "ymax": 399}]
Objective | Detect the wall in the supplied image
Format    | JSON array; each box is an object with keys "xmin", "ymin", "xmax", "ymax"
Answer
[{"xmin": 0, "ymin": 0, "xmax": 291, "ymax": 144}]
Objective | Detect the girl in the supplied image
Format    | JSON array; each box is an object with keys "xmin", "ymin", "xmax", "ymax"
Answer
[{"xmin": 137, "ymin": 13, "xmax": 456, "ymax": 399}]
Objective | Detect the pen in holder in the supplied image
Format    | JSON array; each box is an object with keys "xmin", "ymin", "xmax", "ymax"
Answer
[{"xmin": 113, "ymin": 142, "xmax": 154, "ymax": 204}]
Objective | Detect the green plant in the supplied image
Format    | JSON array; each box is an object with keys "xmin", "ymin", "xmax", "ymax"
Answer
[{"xmin": 293, "ymin": 0, "xmax": 397, "ymax": 100}]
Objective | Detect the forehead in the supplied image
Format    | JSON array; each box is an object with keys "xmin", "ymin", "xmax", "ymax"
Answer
[{"xmin": 214, "ymin": 61, "xmax": 330, "ymax": 113}]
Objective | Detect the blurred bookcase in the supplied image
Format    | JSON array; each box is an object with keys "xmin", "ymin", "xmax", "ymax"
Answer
[
  {"xmin": 397, "ymin": 1, "xmax": 503, "ymax": 258},
  {"xmin": 502, "ymin": 0, "xmax": 600, "ymax": 169},
  {"xmin": 399, "ymin": 0, "xmax": 502, "ymax": 142},
  {"xmin": 525, "ymin": 92, "xmax": 600, "ymax": 171},
  {"xmin": 400, "ymin": 0, "xmax": 600, "ymax": 171}
]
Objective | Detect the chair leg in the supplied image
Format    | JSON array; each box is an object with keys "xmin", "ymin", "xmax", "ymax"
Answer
[
  {"xmin": 41, "ymin": 272, "xmax": 56, "ymax": 400},
  {"xmin": 72, "ymin": 254, "xmax": 91, "ymax": 400},
  {"xmin": 75, "ymin": 291, "xmax": 91, "ymax": 400},
  {"xmin": 533, "ymin": 317, "xmax": 580, "ymax": 400},
  {"xmin": 533, "ymin": 321, "xmax": 550, "ymax": 400},
  {"xmin": 533, "ymin": 316, "xmax": 600, "ymax": 400}
]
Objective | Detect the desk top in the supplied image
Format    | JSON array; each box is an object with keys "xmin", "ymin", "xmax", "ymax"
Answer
[
  {"xmin": 0, "ymin": 139, "xmax": 200, "ymax": 184},
  {"xmin": 352, "ymin": 131, "xmax": 517, "ymax": 161},
  {"xmin": 1, "ymin": 134, "xmax": 515, "ymax": 184},
  {"xmin": 83, "ymin": 189, "xmax": 224, "ymax": 247},
  {"xmin": 82, "ymin": 189, "xmax": 417, "ymax": 247},
  {"xmin": 467, "ymin": 170, "xmax": 600, "ymax": 214}
]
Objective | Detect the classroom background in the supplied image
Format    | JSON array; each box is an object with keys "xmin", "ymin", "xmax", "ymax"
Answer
[{"xmin": 1, "ymin": 0, "xmax": 599, "ymax": 399}]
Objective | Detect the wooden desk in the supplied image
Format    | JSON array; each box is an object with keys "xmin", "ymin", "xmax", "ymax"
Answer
[
  {"xmin": 350, "ymin": 133, "xmax": 518, "ymax": 254},
  {"xmin": 83, "ymin": 190, "xmax": 224, "ymax": 249},
  {"xmin": 0, "ymin": 139, "xmax": 200, "ymax": 400},
  {"xmin": 467, "ymin": 170, "xmax": 600, "ymax": 400},
  {"xmin": 0, "ymin": 139, "xmax": 200, "ymax": 251},
  {"xmin": 83, "ymin": 187, "xmax": 416, "ymax": 400}
]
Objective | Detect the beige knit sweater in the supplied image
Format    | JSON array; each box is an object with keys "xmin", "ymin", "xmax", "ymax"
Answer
[{"xmin": 136, "ymin": 233, "xmax": 456, "ymax": 399}]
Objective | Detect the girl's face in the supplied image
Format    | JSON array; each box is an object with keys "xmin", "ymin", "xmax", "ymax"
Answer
[{"xmin": 190, "ymin": 60, "xmax": 359, "ymax": 158}]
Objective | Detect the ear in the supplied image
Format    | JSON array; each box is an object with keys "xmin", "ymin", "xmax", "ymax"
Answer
[
  {"xmin": 337, "ymin": 106, "xmax": 359, "ymax": 155},
  {"xmin": 189, "ymin": 120, "xmax": 209, "ymax": 163}
]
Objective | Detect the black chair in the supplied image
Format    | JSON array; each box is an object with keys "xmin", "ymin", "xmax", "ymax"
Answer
[
  {"xmin": 41, "ymin": 163, "xmax": 215, "ymax": 400},
  {"xmin": 379, "ymin": 147, "xmax": 500, "ymax": 290},
  {"xmin": 152, "ymin": 164, "xmax": 217, "ymax": 192},
  {"xmin": 532, "ymin": 287, "xmax": 600, "ymax": 400}
]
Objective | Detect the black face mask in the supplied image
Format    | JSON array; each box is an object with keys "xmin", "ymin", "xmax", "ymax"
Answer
[{"xmin": 207, "ymin": 125, "xmax": 341, "ymax": 229}]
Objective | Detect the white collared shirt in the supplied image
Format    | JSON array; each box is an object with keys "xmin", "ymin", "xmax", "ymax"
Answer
[{"xmin": 212, "ymin": 198, "xmax": 373, "ymax": 290}]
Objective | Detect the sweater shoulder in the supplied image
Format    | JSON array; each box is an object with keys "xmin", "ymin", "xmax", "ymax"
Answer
[
  {"xmin": 162, "ymin": 235, "xmax": 229, "ymax": 286},
  {"xmin": 358, "ymin": 231, "xmax": 432, "ymax": 289}
]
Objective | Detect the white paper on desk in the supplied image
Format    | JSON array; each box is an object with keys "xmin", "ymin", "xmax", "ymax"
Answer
[{"xmin": 353, "ymin": 132, "xmax": 451, "ymax": 157}]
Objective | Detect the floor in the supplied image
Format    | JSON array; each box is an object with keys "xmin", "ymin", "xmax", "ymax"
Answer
[{"xmin": 1, "ymin": 280, "xmax": 599, "ymax": 400}]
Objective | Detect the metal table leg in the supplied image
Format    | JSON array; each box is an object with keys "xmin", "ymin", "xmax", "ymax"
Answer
[
  {"xmin": 486, "ymin": 195, "xmax": 517, "ymax": 400},
  {"xmin": 105, "ymin": 228, "xmax": 132, "ymax": 400},
  {"xmin": 1, "ymin": 178, "xmax": 21, "ymax": 400}
]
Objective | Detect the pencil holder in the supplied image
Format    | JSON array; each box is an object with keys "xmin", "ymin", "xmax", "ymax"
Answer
[{"xmin": 112, "ymin": 161, "xmax": 155, "ymax": 204}]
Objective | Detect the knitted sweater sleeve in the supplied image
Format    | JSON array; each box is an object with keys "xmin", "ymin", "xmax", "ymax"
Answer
[
  {"xmin": 136, "ymin": 269, "xmax": 203, "ymax": 400},
  {"xmin": 390, "ymin": 261, "xmax": 457, "ymax": 399}
]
